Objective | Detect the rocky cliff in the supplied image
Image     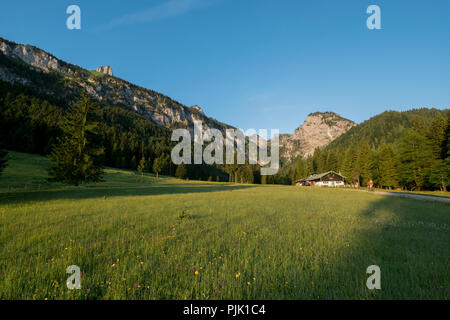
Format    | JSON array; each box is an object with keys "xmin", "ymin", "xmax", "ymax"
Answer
[
  {"xmin": 96, "ymin": 65, "xmax": 113, "ymax": 76},
  {"xmin": 0, "ymin": 37, "xmax": 231, "ymax": 133},
  {"xmin": 280, "ymin": 112, "xmax": 355, "ymax": 161}
]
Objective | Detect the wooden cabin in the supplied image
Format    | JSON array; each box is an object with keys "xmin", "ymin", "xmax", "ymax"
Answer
[{"xmin": 295, "ymin": 171, "xmax": 345, "ymax": 187}]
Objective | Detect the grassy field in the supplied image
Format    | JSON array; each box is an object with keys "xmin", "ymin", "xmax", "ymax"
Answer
[{"xmin": 0, "ymin": 151, "xmax": 449, "ymax": 300}]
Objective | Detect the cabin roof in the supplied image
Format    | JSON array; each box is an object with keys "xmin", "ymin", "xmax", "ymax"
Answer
[{"xmin": 296, "ymin": 171, "xmax": 345, "ymax": 183}]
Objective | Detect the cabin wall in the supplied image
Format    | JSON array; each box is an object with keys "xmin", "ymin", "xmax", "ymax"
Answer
[{"xmin": 315, "ymin": 181, "xmax": 345, "ymax": 187}]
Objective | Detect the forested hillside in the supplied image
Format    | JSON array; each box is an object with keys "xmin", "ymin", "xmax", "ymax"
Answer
[
  {"xmin": 0, "ymin": 80, "xmax": 237, "ymax": 181},
  {"xmin": 278, "ymin": 108, "xmax": 450, "ymax": 191},
  {"xmin": 326, "ymin": 109, "xmax": 444, "ymax": 150}
]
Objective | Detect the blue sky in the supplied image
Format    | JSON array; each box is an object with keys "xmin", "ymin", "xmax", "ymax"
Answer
[{"xmin": 1, "ymin": 0, "xmax": 449, "ymax": 133}]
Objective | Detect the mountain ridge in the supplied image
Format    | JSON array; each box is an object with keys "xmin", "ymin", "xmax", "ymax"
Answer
[
  {"xmin": 280, "ymin": 112, "xmax": 356, "ymax": 161},
  {"xmin": 0, "ymin": 36, "xmax": 233, "ymax": 134}
]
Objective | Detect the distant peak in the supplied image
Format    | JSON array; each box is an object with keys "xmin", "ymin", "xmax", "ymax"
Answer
[
  {"xmin": 190, "ymin": 105, "xmax": 204, "ymax": 115},
  {"xmin": 307, "ymin": 111, "xmax": 340, "ymax": 118},
  {"xmin": 96, "ymin": 65, "xmax": 113, "ymax": 76}
]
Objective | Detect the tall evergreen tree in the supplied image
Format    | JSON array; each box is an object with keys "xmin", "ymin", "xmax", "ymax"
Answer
[
  {"xmin": 369, "ymin": 149, "xmax": 381, "ymax": 187},
  {"xmin": 325, "ymin": 149, "xmax": 338, "ymax": 172},
  {"xmin": 305, "ymin": 157, "xmax": 314, "ymax": 176},
  {"xmin": 342, "ymin": 145, "xmax": 357, "ymax": 184},
  {"xmin": 336, "ymin": 145, "xmax": 345, "ymax": 173},
  {"xmin": 378, "ymin": 144, "xmax": 398, "ymax": 189},
  {"xmin": 397, "ymin": 129, "xmax": 434, "ymax": 190},
  {"xmin": 428, "ymin": 113, "xmax": 447, "ymax": 160},
  {"xmin": 137, "ymin": 156, "xmax": 146, "ymax": 177},
  {"xmin": 294, "ymin": 156, "xmax": 305, "ymax": 180},
  {"xmin": 355, "ymin": 140, "xmax": 371, "ymax": 185},
  {"xmin": 175, "ymin": 163, "xmax": 187, "ymax": 180},
  {"xmin": 312, "ymin": 148, "xmax": 326, "ymax": 173},
  {"xmin": 48, "ymin": 92, "xmax": 104, "ymax": 186},
  {"xmin": 153, "ymin": 154, "xmax": 169, "ymax": 179},
  {"xmin": 429, "ymin": 159, "xmax": 448, "ymax": 191}
]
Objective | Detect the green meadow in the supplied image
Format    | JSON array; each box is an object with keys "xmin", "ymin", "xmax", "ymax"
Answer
[{"xmin": 0, "ymin": 151, "xmax": 448, "ymax": 300}]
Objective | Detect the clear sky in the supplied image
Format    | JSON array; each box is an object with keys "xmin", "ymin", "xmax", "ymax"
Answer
[{"xmin": 1, "ymin": 0, "xmax": 449, "ymax": 133}]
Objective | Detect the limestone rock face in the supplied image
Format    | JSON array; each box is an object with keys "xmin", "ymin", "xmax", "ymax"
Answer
[
  {"xmin": 0, "ymin": 37, "xmax": 232, "ymax": 134},
  {"xmin": 0, "ymin": 42, "xmax": 60, "ymax": 72},
  {"xmin": 96, "ymin": 65, "xmax": 113, "ymax": 76},
  {"xmin": 280, "ymin": 112, "xmax": 355, "ymax": 161},
  {"xmin": 190, "ymin": 105, "xmax": 204, "ymax": 115}
]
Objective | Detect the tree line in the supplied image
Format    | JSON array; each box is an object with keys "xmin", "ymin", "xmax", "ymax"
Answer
[
  {"xmin": 0, "ymin": 81, "xmax": 231, "ymax": 183},
  {"xmin": 1, "ymin": 79, "xmax": 448, "ymax": 190},
  {"xmin": 280, "ymin": 111, "xmax": 450, "ymax": 191}
]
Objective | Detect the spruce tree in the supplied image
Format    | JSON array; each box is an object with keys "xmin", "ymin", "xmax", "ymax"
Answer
[
  {"xmin": 175, "ymin": 163, "xmax": 187, "ymax": 179},
  {"xmin": 48, "ymin": 92, "xmax": 104, "ymax": 186},
  {"xmin": 153, "ymin": 154, "xmax": 169, "ymax": 179},
  {"xmin": 379, "ymin": 144, "xmax": 398, "ymax": 189},
  {"xmin": 294, "ymin": 157, "xmax": 305, "ymax": 180},
  {"xmin": 356, "ymin": 140, "xmax": 371, "ymax": 186},
  {"xmin": 342, "ymin": 145, "xmax": 357, "ymax": 184},
  {"xmin": 325, "ymin": 149, "xmax": 338, "ymax": 172},
  {"xmin": 137, "ymin": 156, "xmax": 146, "ymax": 177},
  {"xmin": 397, "ymin": 129, "xmax": 434, "ymax": 190},
  {"xmin": 312, "ymin": 148, "xmax": 326, "ymax": 173},
  {"xmin": 429, "ymin": 160, "xmax": 448, "ymax": 191},
  {"xmin": 428, "ymin": 113, "xmax": 447, "ymax": 159},
  {"xmin": 336, "ymin": 145, "xmax": 345, "ymax": 173}
]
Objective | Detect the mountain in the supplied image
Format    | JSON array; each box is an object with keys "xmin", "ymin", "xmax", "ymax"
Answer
[
  {"xmin": 324, "ymin": 108, "xmax": 446, "ymax": 152},
  {"xmin": 279, "ymin": 112, "xmax": 355, "ymax": 161},
  {"xmin": 276, "ymin": 108, "xmax": 449, "ymax": 190},
  {"xmin": 0, "ymin": 37, "xmax": 232, "ymax": 133}
]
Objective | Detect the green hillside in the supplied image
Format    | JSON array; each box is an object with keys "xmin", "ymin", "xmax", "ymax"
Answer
[
  {"xmin": 279, "ymin": 108, "xmax": 450, "ymax": 192},
  {"xmin": 326, "ymin": 108, "xmax": 446, "ymax": 150}
]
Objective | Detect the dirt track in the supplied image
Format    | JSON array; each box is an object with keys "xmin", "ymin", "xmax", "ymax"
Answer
[{"xmin": 365, "ymin": 190, "xmax": 450, "ymax": 203}]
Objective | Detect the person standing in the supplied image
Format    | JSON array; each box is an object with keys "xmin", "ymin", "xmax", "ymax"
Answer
[{"xmin": 368, "ymin": 179, "xmax": 374, "ymax": 192}]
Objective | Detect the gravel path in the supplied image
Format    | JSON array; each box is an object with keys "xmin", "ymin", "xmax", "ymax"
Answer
[{"xmin": 366, "ymin": 190, "xmax": 450, "ymax": 203}]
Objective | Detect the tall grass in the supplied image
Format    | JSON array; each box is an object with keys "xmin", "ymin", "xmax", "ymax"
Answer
[{"xmin": 0, "ymin": 152, "xmax": 448, "ymax": 299}]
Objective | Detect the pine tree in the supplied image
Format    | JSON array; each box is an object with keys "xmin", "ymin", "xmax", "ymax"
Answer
[
  {"xmin": 428, "ymin": 113, "xmax": 447, "ymax": 159},
  {"xmin": 175, "ymin": 163, "xmax": 187, "ymax": 179},
  {"xmin": 355, "ymin": 140, "xmax": 371, "ymax": 186},
  {"xmin": 397, "ymin": 129, "xmax": 434, "ymax": 190},
  {"xmin": 305, "ymin": 157, "xmax": 314, "ymax": 176},
  {"xmin": 48, "ymin": 92, "xmax": 104, "ymax": 186},
  {"xmin": 342, "ymin": 145, "xmax": 357, "ymax": 184},
  {"xmin": 294, "ymin": 157, "xmax": 305, "ymax": 180},
  {"xmin": 336, "ymin": 145, "xmax": 345, "ymax": 173},
  {"xmin": 153, "ymin": 154, "xmax": 169, "ymax": 179},
  {"xmin": 312, "ymin": 148, "xmax": 326, "ymax": 173},
  {"xmin": 137, "ymin": 156, "xmax": 146, "ymax": 177},
  {"xmin": 429, "ymin": 160, "xmax": 448, "ymax": 191},
  {"xmin": 379, "ymin": 144, "xmax": 398, "ymax": 189},
  {"xmin": 325, "ymin": 149, "xmax": 338, "ymax": 172}
]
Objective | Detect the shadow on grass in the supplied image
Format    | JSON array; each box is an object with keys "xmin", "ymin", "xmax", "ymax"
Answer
[
  {"xmin": 0, "ymin": 183, "xmax": 254, "ymax": 205},
  {"xmin": 301, "ymin": 193, "xmax": 450, "ymax": 299}
]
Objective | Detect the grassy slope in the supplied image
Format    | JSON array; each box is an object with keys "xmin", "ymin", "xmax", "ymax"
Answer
[{"xmin": 0, "ymin": 151, "xmax": 449, "ymax": 299}]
